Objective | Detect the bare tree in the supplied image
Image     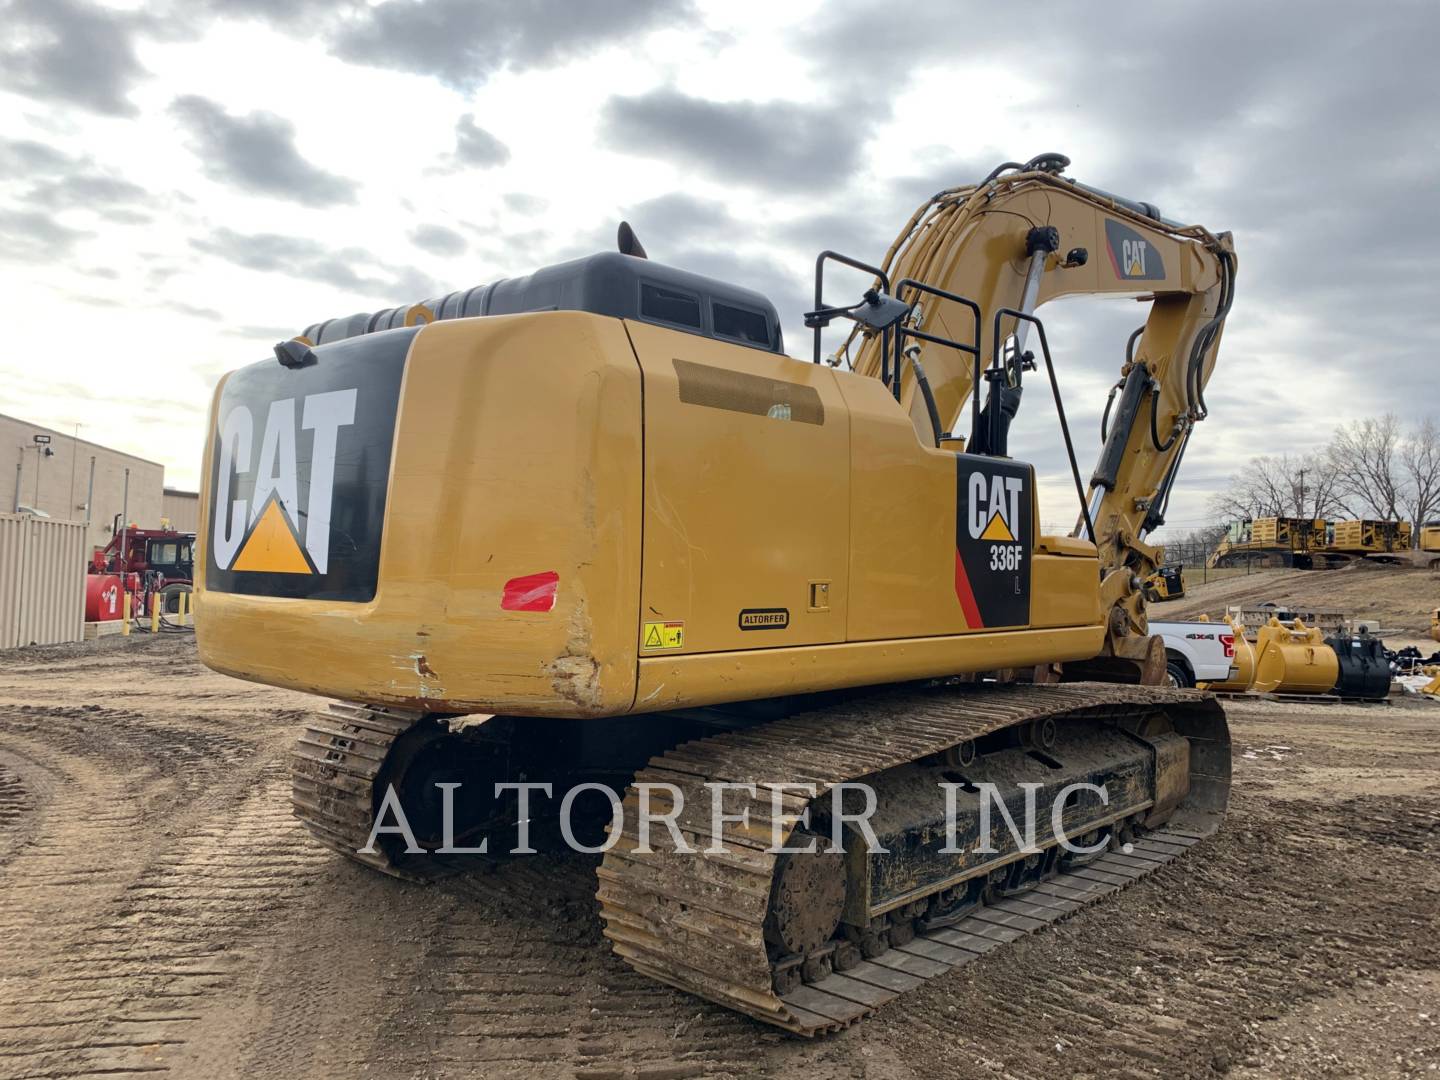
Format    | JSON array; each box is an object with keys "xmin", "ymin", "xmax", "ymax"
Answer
[
  {"xmin": 1209, "ymin": 452, "xmax": 1346, "ymax": 522},
  {"xmin": 1401, "ymin": 416, "xmax": 1440, "ymax": 541},
  {"xmin": 1328, "ymin": 414, "xmax": 1405, "ymax": 520}
]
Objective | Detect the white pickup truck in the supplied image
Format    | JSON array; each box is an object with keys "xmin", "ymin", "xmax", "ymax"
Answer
[{"xmin": 1150, "ymin": 620, "xmax": 1240, "ymax": 688}]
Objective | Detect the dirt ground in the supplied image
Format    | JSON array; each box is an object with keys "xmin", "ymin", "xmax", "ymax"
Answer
[{"xmin": 1, "ymin": 632, "xmax": 1438, "ymax": 1080}]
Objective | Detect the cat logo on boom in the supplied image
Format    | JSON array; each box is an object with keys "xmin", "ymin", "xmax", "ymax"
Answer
[{"xmin": 1104, "ymin": 219, "xmax": 1166, "ymax": 282}]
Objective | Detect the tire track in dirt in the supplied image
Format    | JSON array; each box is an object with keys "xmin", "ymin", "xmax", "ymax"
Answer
[
  {"xmin": 316, "ymin": 855, "xmax": 768, "ymax": 1080},
  {"xmin": 0, "ymin": 765, "xmax": 328, "ymax": 1079}
]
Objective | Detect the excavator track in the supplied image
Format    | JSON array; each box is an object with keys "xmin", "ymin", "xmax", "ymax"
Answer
[
  {"xmin": 290, "ymin": 701, "xmax": 428, "ymax": 880},
  {"xmin": 286, "ymin": 687, "xmax": 1229, "ymax": 1035},
  {"xmin": 596, "ymin": 682, "xmax": 1230, "ymax": 1035}
]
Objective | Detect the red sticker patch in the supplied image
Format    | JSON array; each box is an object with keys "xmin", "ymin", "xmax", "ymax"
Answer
[
  {"xmin": 501, "ymin": 570, "xmax": 559, "ymax": 612},
  {"xmin": 953, "ymin": 550, "xmax": 984, "ymax": 629}
]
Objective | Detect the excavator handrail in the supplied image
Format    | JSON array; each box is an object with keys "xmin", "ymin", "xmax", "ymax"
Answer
[{"xmin": 989, "ymin": 307, "xmax": 1097, "ymax": 543}]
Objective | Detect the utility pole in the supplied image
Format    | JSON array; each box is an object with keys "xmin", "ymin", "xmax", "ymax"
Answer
[
  {"xmin": 1298, "ymin": 467, "xmax": 1306, "ymax": 517},
  {"xmin": 120, "ymin": 467, "xmax": 130, "ymax": 569},
  {"xmin": 84, "ymin": 456, "xmax": 95, "ymax": 526},
  {"xmin": 68, "ymin": 423, "xmax": 81, "ymax": 521}
]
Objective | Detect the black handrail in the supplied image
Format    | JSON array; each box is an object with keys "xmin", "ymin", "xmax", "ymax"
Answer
[
  {"xmin": 990, "ymin": 308, "xmax": 1097, "ymax": 543},
  {"xmin": 892, "ymin": 278, "xmax": 982, "ymax": 447},
  {"xmin": 809, "ymin": 251, "xmax": 890, "ymax": 365}
]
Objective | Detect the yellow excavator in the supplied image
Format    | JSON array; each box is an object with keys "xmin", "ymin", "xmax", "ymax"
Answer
[{"xmin": 195, "ymin": 154, "xmax": 1235, "ymax": 1033}]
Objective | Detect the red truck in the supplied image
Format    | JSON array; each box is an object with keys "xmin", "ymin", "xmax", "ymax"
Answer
[{"xmin": 85, "ymin": 517, "xmax": 195, "ymax": 624}]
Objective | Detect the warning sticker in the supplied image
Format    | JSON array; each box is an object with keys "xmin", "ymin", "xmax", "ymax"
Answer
[{"xmin": 641, "ymin": 621, "xmax": 685, "ymax": 650}]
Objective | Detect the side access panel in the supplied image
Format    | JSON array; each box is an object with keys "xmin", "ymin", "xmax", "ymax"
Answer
[{"xmin": 628, "ymin": 321, "xmax": 851, "ymax": 657}]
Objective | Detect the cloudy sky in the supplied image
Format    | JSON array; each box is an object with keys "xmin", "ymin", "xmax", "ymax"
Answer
[{"xmin": 1, "ymin": 0, "xmax": 1434, "ymax": 540}]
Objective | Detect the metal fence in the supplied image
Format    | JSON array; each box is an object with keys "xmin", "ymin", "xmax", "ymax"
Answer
[
  {"xmin": 1158, "ymin": 539, "xmax": 1262, "ymax": 585},
  {"xmin": 0, "ymin": 513, "xmax": 87, "ymax": 650}
]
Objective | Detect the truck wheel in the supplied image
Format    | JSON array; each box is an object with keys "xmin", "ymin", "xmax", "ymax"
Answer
[{"xmin": 1165, "ymin": 660, "xmax": 1193, "ymax": 689}]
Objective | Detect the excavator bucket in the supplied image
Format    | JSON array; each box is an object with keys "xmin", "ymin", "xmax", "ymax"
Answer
[
  {"xmin": 1251, "ymin": 617, "xmax": 1339, "ymax": 695},
  {"xmin": 1197, "ymin": 618, "xmax": 1256, "ymax": 693}
]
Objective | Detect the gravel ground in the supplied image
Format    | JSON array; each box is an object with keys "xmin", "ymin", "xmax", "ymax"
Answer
[{"xmin": 0, "ymin": 633, "xmax": 1436, "ymax": 1079}]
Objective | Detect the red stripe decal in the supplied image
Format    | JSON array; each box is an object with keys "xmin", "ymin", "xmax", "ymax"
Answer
[
  {"xmin": 501, "ymin": 570, "xmax": 560, "ymax": 612},
  {"xmin": 1105, "ymin": 239, "xmax": 1123, "ymax": 278},
  {"xmin": 953, "ymin": 550, "xmax": 984, "ymax": 628}
]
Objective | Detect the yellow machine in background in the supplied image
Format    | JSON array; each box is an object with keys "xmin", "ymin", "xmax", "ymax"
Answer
[
  {"xmin": 1329, "ymin": 519, "xmax": 1411, "ymax": 556},
  {"xmin": 1422, "ymin": 668, "xmax": 1440, "ymax": 696},
  {"xmin": 195, "ymin": 155, "xmax": 1236, "ymax": 1032},
  {"xmin": 1212, "ymin": 516, "xmax": 1417, "ymax": 569},
  {"xmin": 1142, "ymin": 565, "xmax": 1186, "ymax": 603},
  {"xmin": 1424, "ymin": 525, "xmax": 1440, "ymax": 571},
  {"xmin": 1210, "ymin": 517, "xmax": 1325, "ymax": 568}
]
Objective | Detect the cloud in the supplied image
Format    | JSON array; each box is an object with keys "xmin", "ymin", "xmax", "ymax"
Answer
[
  {"xmin": 410, "ymin": 223, "xmax": 468, "ymax": 256},
  {"xmin": 503, "ymin": 192, "xmax": 547, "ymax": 215},
  {"xmin": 453, "ymin": 117, "xmax": 510, "ymax": 168},
  {"xmin": 0, "ymin": 210, "xmax": 92, "ymax": 261},
  {"xmin": 0, "ymin": 135, "xmax": 158, "ymax": 231},
  {"xmin": 331, "ymin": 0, "xmax": 691, "ymax": 91},
  {"xmin": 0, "ymin": 136, "xmax": 74, "ymax": 175},
  {"xmin": 0, "ymin": 0, "xmax": 150, "ymax": 116},
  {"xmin": 170, "ymin": 95, "xmax": 359, "ymax": 207},
  {"xmin": 600, "ymin": 89, "xmax": 867, "ymax": 192},
  {"xmin": 164, "ymin": 301, "xmax": 224, "ymax": 321},
  {"xmin": 621, "ymin": 192, "xmax": 734, "ymax": 250},
  {"xmin": 228, "ymin": 323, "xmax": 303, "ymax": 341},
  {"xmin": 191, "ymin": 227, "xmax": 437, "ymax": 302},
  {"xmin": 25, "ymin": 174, "xmax": 151, "ymax": 211},
  {"xmin": 201, "ymin": 0, "xmax": 360, "ymax": 23}
]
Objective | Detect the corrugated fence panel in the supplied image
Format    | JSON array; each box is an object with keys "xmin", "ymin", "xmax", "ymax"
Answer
[
  {"xmin": 0, "ymin": 516, "xmax": 24, "ymax": 650},
  {"xmin": 0, "ymin": 513, "xmax": 87, "ymax": 650}
]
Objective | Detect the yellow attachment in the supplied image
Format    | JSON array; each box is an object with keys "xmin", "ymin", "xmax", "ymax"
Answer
[
  {"xmin": 1422, "ymin": 666, "xmax": 1440, "ymax": 696},
  {"xmin": 1251, "ymin": 617, "xmax": 1338, "ymax": 695},
  {"xmin": 1199, "ymin": 618, "xmax": 1256, "ymax": 693}
]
